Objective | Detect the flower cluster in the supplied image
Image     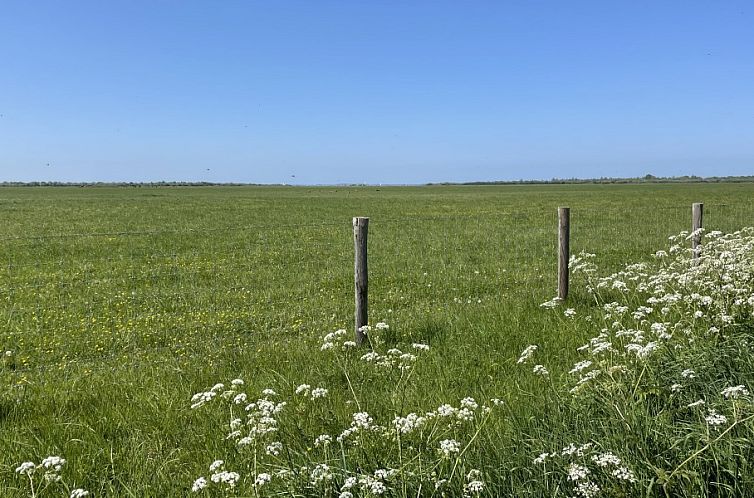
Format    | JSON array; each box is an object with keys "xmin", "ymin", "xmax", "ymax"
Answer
[
  {"xmin": 193, "ymin": 460, "xmax": 240, "ymax": 493},
  {"xmin": 556, "ymin": 229, "xmax": 754, "ymax": 399},
  {"xmin": 534, "ymin": 444, "xmax": 636, "ymax": 497},
  {"xmin": 190, "ymin": 379, "xmax": 500, "ymax": 495},
  {"xmin": 14, "ymin": 456, "xmax": 88, "ymax": 498}
]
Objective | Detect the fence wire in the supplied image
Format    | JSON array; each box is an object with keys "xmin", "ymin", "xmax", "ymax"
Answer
[{"xmin": 3, "ymin": 203, "xmax": 754, "ymax": 382}]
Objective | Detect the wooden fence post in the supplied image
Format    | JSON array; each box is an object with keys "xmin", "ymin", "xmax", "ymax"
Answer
[
  {"xmin": 692, "ymin": 202, "xmax": 703, "ymax": 259},
  {"xmin": 353, "ymin": 217, "xmax": 369, "ymax": 345},
  {"xmin": 558, "ymin": 207, "xmax": 570, "ymax": 300}
]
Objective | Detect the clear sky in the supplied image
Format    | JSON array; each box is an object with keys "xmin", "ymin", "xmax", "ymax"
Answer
[{"xmin": 1, "ymin": 1, "xmax": 753, "ymax": 184}]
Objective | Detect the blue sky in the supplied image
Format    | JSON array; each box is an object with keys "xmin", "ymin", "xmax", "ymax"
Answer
[{"xmin": 1, "ymin": 1, "xmax": 753, "ymax": 184}]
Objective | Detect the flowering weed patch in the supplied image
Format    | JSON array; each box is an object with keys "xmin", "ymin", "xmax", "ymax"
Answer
[
  {"xmin": 190, "ymin": 324, "xmax": 497, "ymax": 496},
  {"xmin": 531, "ymin": 228, "xmax": 754, "ymax": 497}
]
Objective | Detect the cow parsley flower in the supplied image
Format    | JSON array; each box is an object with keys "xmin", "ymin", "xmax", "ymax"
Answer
[
  {"xmin": 314, "ymin": 434, "xmax": 332, "ymax": 447},
  {"xmin": 460, "ymin": 397, "xmax": 478, "ymax": 410},
  {"xmin": 721, "ymin": 385, "xmax": 749, "ymax": 399},
  {"xmin": 310, "ymin": 464, "xmax": 333, "ymax": 485},
  {"xmin": 575, "ymin": 481, "xmax": 600, "ymax": 498},
  {"xmin": 15, "ymin": 462, "xmax": 36, "ymax": 475},
  {"xmin": 211, "ymin": 470, "xmax": 240, "ymax": 488},
  {"xmin": 465, "ymin": 480, "xmax": 484, "ymax": 494},
  {"xmin": 192, "ymin": 477, "xmax": 207, "ymax": 492},
  {"xmin": 706, "ymin": 410, "xmax": 728, "ymax": 427},
  {"xmin": 517, "ymin": 345, "xmax": 538, "ymax": 364},
  {"xmin": 611, "ymin": 466, "xmax": 636, "ymax": 482},
  {"xmin": 255, "ymin": 473, "xmax": 272, "ymax": 486},
  {"xmin": 533, "ymin": 364, "xmax": 549, "ymax": 376},
  {"xmin": 41, "ymin": 456, "xmax": 66, "ymax": 471},
  {"xmin": 591, "ymin": 452, "xmax": 621, "ymax": 467},
  {"xmin": 265, "ymin": 441, "xmax": 282, "ymax": 456},
  {"xmin": 569, "ymin": 360, "xmax": 592, "ymax": 374},
  {"xmin": 567, "ymin": 463, "xmax": 590, "ymax": 481},
  {"xmin": 439, "ymin": 439, "xmax": 461, "ymax": 457}
]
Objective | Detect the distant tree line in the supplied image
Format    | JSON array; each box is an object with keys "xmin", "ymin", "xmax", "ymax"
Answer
[
  {"xmin": 0, "ymin": 181, "xmax": 274, "ymax": 187},
  {"xmin": 432, "ymin": 174, "xmax": 754, "ymax": 186},
  {"xmin": 2, "ymin": 175, "xmax": 754, "ymax": 187}
]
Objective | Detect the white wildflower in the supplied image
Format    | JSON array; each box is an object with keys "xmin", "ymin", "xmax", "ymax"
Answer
[
  {"xmin": 41, "ymin": 456, "xmax": 66, "ymax": 471},
  {"xmin": 575, "ymin": 481, "xmax": 600, "ymax": 498},
  {"xmin": 570, "ymin": 360, "xmax": 592, "ymax": 374},
  {"xmin": 592, "ymin": 452, "xmax": 621, "ymax": 467},
  {"xmin": 255, "ymin": 473, "xmax": 272, "ymax": 486},
  {"xmin": 517, "ymin": 345, "xmax": 538, "ymax": 364},
  {"xmin": 192, "ymin": 477, "xmax": 207, "ymax": 492},
  {"xmin": 466, "ymin": 480, "xmax": 484, "ymax": 494},
  {"xmin": 439, "ymin": 438, "xmax": 461, "ymax": 457},
  {"xmin": 15, "ymin": 462, "xmax": 36, "ymax": 475},
  {"xmin": 611, "ymin": 466, "xmax": 636, "ymax": 482},
  {"xmin": 342, "ymin": 476, "xmax": 357, "ymax": 490},
  {"xmin": 310, "ymin": 464, "xmax": 333, "ymax": 485},
  {"xmin": 533, "ymin": 364, "xmax": 549, "ymax": 376},
  {"xmin": 721, "ymin": 385, "xmax": 749, "ymax": 399},
  {"xmin": 706, "ymin": 410, "xmax": 728, "ymax": 427},
  {"xmin": 460, "ymin": 397, "xmax": 478, "ymax": 410},
  {"xmin": 265, "ymin": 441, "xmax": 282, "ymax": 456},
  {"xmin": 567, "ymin": 463, "xmax": 590, "ymax": 481},
  {"xmin": 314, "ymin": 434, "xmax": 332, "ymax": 447},
  {"xmin": 210, "ymin": 470, "xmax": 240, "ymax": 488}
]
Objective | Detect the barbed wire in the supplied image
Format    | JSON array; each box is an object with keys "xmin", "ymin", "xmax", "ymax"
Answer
[
  {"xmin": 0, "ymin": 262, "xmax": 351, "ymax": 295},
  {"xmin": 3, "ymin": 204, "xmax": 753, "ymax": 381},
  {"xmin": 0, "ymin": 241, "xmax": 348, "ymax": 276},
  {"xmin": 5, "ymin": 207, "xmax": 704, "ymax": 244},
  {"xmin": 0, "ymin": 213, "xmax": 522, "ymax": 243}
]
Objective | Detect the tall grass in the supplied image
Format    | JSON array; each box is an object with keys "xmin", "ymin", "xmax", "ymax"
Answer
[{"xmin": 2, "ymin": 184, "xmax": 754, "ymax": 496}]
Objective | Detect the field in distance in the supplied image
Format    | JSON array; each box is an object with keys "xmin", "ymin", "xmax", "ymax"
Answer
[{"xmin": 2, "ymin": 183, "xmax": 754, "ymax": 496}]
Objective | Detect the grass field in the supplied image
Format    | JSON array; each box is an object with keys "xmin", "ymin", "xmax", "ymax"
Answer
[{"xmin": 2, "ymin": 183, "xmax": 754, "ymax": 497}]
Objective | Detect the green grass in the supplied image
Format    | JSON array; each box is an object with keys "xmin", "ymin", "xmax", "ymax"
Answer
[{"xmin": 2, "ymin": 183, "xmax": 754, "ymax": 496}]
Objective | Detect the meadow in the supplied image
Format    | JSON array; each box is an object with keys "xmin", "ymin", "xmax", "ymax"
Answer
[{"xmin": 1, "ymin": 183, "xmax": 754, "ymax": 497}]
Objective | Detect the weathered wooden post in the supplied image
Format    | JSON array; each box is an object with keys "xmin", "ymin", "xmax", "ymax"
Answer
[
  {"xmin": 692, "ymin": 202, "xmax": 703, "ymax": 259},
  {"xmin": 558, "ymin": 207, "xmax": 570, "ymax": 300},
  {"xmin": 353, "ymin": 217, "xmax": 369, "ymax": 345}
]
